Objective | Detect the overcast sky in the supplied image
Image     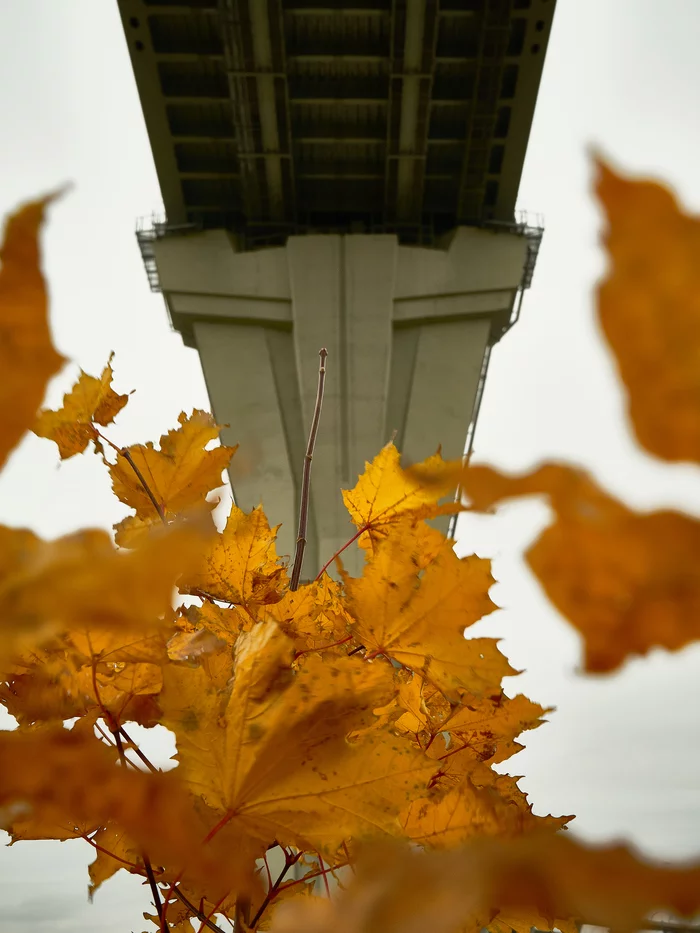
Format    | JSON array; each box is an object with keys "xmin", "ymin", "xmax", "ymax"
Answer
[{"xmin": 1, "ymin": 1, "xmax": 700, "ymax": 931}]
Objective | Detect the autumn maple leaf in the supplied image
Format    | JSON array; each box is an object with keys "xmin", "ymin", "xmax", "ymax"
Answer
[
  {"xmin": 109, "ymin": 409, "xmax": 236, "ymax": 547},
  {"xmin": 179, "ymin": 503, "xmax": 287, "ymax": 613},
  {"xmin": 596, "ymin": 159, "xmax": 700, "ymax": 463},
  {"xmin": 462, "ymin": 462, "xmax": 700, "ymax": 672},
  {"xmin": 0, "ymin": 521, "xmax": 204, "ymax": 663},
  {"xmin": 0, "ymin": 194, "xmax": 65, "ymax": 469},
  {"xmin": 342, "ymin": 442, "xmax": 468, "ymax": 554},
  {"xmin": 342, "ymin": 520, "xmax": 511, "ymax": 701},
  {"xmin": 159, "ymin": 620, "xmax": 436, "ymax": 871},
  {"xmin": 271, "ymin": 834, "xmax": 700, "ymax": 933},
  {"xmin": 33, "ymin": 352, "xmax": 129, "ymax": 458}
]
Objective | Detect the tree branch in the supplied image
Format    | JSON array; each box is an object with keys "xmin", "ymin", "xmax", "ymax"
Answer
[
  {"xmin": 290, "ymin": 348, "xmax": 328, "ymax": 591},
  {"xmin": 120, "ymin": 449, "xmax": 166, "ymax": 522},
  {"xmin": 119, "ymin": 725, "xmax": 161, "ymax": 774},
  {"xmin": 250, "ymin": 850, "xmax": 302, "ymax": 928},
  {"xmin": 95, "ymin": 429, "xmax": 166, "ymax": 523},
  {"xmin": 170, "ymin": 887, "xmax": 227, "ymax": 933},
  {"xmin": 113, "ymin": 731, "xmax": 165, "ymax": 931}
]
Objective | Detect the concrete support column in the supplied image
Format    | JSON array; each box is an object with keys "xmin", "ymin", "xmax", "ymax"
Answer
[{"xmin": 153, "ymin": 227, "xmax": 527, "ymax": 578}]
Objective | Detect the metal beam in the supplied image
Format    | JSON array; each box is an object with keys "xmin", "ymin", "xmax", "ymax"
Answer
[{"xmin": 248, "ymin": 0, "xmax": 285, "ymax": 220}]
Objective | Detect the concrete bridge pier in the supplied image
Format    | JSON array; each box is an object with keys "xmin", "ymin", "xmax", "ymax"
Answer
[{"xmin": 151, "ymin": 225, "xmax": 528, "ymax": 578}]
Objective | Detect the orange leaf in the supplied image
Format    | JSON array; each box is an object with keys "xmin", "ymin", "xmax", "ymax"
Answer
[
  {"xmin": 463, "ymin": 462, "xmax": 700, "ymax": 672},
  {"xmin": 265, "ymin": 577, "xmax": 353, "ymax": 656},
  {"xmin": 0, "ymin": 726, "xmax": 253, "ymax": 900},
  {"xmin": 597, "ymin": 159, "xmax": 700, "ymax": 463},
  {"xmin": 0, "ymin": 522, "xmax": 204, "ymax": 662},
  {"xmin": 34, "ymin": 353, "xmax": 128, "ymax": 458},
  {"xmin": 343, "ymin": 522, "xmax": 510, "ymax": 701},
  {"xmin": 87, "ymin": 823, "xmax": 142, "ymax": 897},
  {"xmin": 180, "ymin": 504, "xmax": 287, "ymax": 613},
  {"xmin": 342, "ymin": 443, "xmax": 465, "ymax": 553},
  {"xmin": 0, "ymin": 194, "xmax": 65, "ymax": 469},
  {"xmin": 399, "ymin": 779, "xmax": 536, "ymax": 849},
  {"xmin": 109, "ymin": 409, "xmax": 236, "ymax": 547},
  {"xmin": 438, "ymin": 692, "xmax": 549, "ymax": 767},
  {"xmin": 159, "ymin": 620, "xmax": 435, "ymax": 861},
  {"xmin": 271, "ymin": 833, "xmax": 700, "ymax": 933}
]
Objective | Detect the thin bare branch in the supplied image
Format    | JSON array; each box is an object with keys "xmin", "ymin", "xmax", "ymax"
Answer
[
  {"xmin": 113, "ymin": 730, "xmax": 165, "ymax": 931},
  {"xmin": 120, "ymin": 449, "xmax": 166, "ymax": 522},
  {"xmin": 119, "ymin": 725, "xmax": 161, "ymax": 774},
  {"xmin": 250, "ymin": 850, "xmax": 302, "ymax": 928},
  {"xmin": 144, "ymin": 858, "xmax": 165, "ymax": 930},
  {"xmin": 170, "ymin": 887, "xmax": 227, "ymax": 933},
  {"xmin": 291, "ymin": 348, "xmax": 328, "ymax": 591}
]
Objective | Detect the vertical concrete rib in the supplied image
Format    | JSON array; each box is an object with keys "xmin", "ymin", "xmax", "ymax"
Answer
[
  {"xmin": 343, "ymin": 236, "xmax": 397, "ymax": 481},
  {"xmin": 192, "ymin": 320, "xmax": 297, "ymax": 561},
  {"xmin": 286, "ymin": 236, "xmax": 345, "ymax": 571},
  {"xmin": 401, "ymin": 317, "xmax": 492, "ymax": 464},
  {"xmin": 286, "ymin": 235, "xmax": 397, "ymax": 577}
]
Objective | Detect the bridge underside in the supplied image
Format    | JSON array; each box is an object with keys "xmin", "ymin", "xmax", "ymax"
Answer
[{"xmin": 118, "ymin": 0, "xmax": 554, "ymax": 249}]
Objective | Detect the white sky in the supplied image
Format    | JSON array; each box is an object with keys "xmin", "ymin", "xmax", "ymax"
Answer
[{"xmin": 1, "ymin": 1, "xmax": 700, "ymax": 930}]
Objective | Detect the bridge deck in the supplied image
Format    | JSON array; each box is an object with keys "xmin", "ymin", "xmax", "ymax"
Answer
[{"xmin": 118, "ymin": 0, "xmax": 554, "ymax": 248}]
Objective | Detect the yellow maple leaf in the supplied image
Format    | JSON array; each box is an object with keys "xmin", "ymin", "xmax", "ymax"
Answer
[
  {"xmin": 394, "ymin": 679, "xmax": 547, "ymax": 784},
  {"xmin": 596, "ymin": 159, "xmax": 700, "ymax": 463},
  {"xmin": 160, "ymin": 620, "xmax": 436, "ymax": 862},
  {"xmin": 0, "ymin": 726, "xmax": 252, "ymax": 901},
  {"xmin": 438, "ymin": 692, "xmax": 548, "ymax": 767},
  {"xmin": 0, "ymin": 194, "xmax": 65, "ymax": 469},
  {"xmin": 265, "ymin": 576, "xmax": 352, "ymax": 656},
  {"xmin": 342, "ymin": 443, "xmax": 466, "ymax": 553},
  {"xmin": 1, "ymin": 616, "xmax": 171, "ymax": 730},
  {"xmin": 421, "ymin": 752, "xmax": 571, "ymax": 839},
  {"xmin": 173, "ymin": 600, "xmax": 251, "ymax": 651},
  {"xmin": 271, "ymin": 834, "xmax": 700, "ymax": 933},
  {"xmin": 109, "ymin": 409, "xmax": 236, "ymax": 547},
  {"xmin": 342, "ymin": 521, "xmax": 510, "ymax": 701},
  {"xmin": 87, "ymin": 823, "xmax": 142, "ymax": 897},
  {"xmin": 0, "ymin": 523, "xmax": 203, "ymax": 662},
  {"xmin": 5, "ymin": 811, "xmax": 93, "ymax": 845},
  {"xmin": 180, "ymin": 504, "xmax": 287, "ymax": 613},
  {"xmin": 33, "ymin": 353, "xmax": 128, "ymax": 458},
  {"xmin": 463, "ymin": 462, "xmax": 700, "ymax": 673},
  {"xmin": 167, "ymin": 608, "xmax": 229, "ymax": 662},
  {"xmin": 400, "ymin": 778, "xmax": 532, "ymax": 849}
]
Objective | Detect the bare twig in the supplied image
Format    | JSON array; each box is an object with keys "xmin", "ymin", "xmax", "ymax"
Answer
[
  {"xmin": 290, "ymin": 348, "xmax": 328, "ymax": 590},
  {"xmin": 113, "ymin": 731, "xmax": 165, "ymax": 931},
  {"xmin": 144, "ymin": 858, "xmax": 165, "ymax": 930},
  {"xmin": 250, "ymin": 850, "xmax": 302, "ymax": 928},
  {"xmin": 119, "ymin": 725, "xmax": 161, "ymax": 774},
  {"xmin": 170, "ymin": 887, "xmax": 227, "ymax": 933},
  {"xmin": 121, "ymin": 449, "xmax": 166, "ymax": 522},
  {"xmin": 197, "ymin": 892, "xmax": 230, "ymax": 933},
  {"xmin": 95, "ymin": 429, "xmax": 165, "ymax": 522}
]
